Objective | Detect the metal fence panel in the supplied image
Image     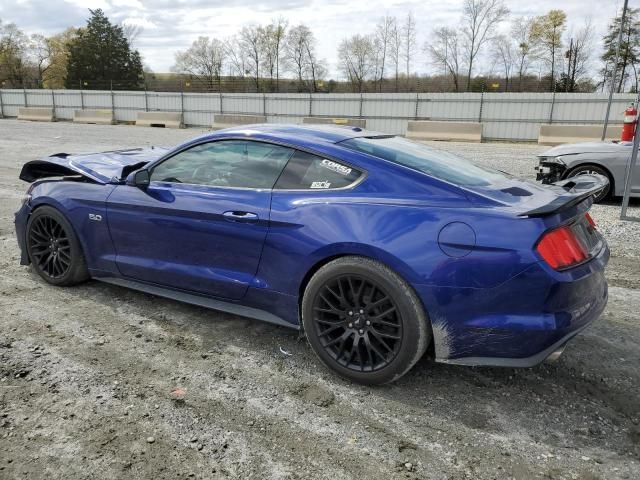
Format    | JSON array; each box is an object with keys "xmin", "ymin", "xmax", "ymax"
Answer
[
  {"xmin": 183, "ymin": 92, "xmax": 218, "ymax": 127},
  {"xmin": 312, "ymin": 94, "xmax": 361, "ymax": 118},
  {"xmin": 52, "ymin": 90, "xmax": 81, "ymax": 119},
  {"xmin": 112, "ymin": 91, "xmax": 146, "ymax": 122},
  {"xmin": 1, "ymin": 89, "xmax": 637, "ymax": 141}
]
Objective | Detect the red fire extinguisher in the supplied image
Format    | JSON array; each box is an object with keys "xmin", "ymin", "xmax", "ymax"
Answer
[{"xmin": 621, "ymin": 103, "xmax": 638, "ymax": 142}]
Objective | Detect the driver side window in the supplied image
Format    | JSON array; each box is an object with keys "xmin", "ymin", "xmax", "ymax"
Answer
[{"xmin": 150, "ymin": 140, "xmax": 294, "ymax": 189}]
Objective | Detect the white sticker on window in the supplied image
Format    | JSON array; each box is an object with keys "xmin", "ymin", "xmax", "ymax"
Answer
[
  {"xmin": 320, "ymin": 159, "xmax": 352, "ymax": 176},
  {"xmin": 310, "ymin": 181, "xmax": 331, "ymax": 189}
]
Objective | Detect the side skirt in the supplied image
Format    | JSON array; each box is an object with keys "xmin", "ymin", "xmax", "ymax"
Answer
[{"xmin": 96, "ymin": 276, "xmax": 299, "ymax": 330}]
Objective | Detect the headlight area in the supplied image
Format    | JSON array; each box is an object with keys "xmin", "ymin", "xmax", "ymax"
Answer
[{"xmin": 535, "ymin": 156, "xmax": 566, "ymax": 184}]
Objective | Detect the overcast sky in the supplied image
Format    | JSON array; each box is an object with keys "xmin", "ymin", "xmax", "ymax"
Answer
[{"xmin": 0, "ymin": 0, "xmax": 626, "ymax": 77}]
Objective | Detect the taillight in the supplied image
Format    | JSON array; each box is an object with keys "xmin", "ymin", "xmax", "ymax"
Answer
[{"xmin": 536, "ymin": 225, "xmax": 588, "ymax": 270}]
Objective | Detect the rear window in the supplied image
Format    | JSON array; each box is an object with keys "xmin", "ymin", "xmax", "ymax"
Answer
[
  {"xmin": 340, "ymin": 136, "xmax": 507, "ymax": 187},
  {"xmin": 275, "ymin": 151, "xmax": 362, "ymax": 190}
]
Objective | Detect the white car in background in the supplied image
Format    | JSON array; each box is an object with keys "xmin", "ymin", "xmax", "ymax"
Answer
[{"xmin": 536, "ymin": 141, "xmax": 640, "ymax": 203}]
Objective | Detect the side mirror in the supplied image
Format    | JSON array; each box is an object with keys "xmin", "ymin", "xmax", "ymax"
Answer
[{"xmin": 126, "ymin": 169, "xmax": 150, "ymax": 189}]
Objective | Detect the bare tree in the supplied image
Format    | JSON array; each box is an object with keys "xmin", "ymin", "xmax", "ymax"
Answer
[
  {"xmin": 427, "ymin": 27, "xmax": 463, "ymax": 92},
  {"xmin": 27, "ymin": 34, "xmax": 52, "ymax": 88},
  {"xmin": 261, "ymin": 24, "xmax": 277, "ymax": 91},
  {"xmin": 284, "ymin": 24, "xmax": 325, "ymax": 92},
  {"xmin": 272, "ymin": 17, "xmax": 288, "ymax": 92},
  {"xmin": 285, "ymin": 24, "xmax": 308, "ymax": 89},
  {"xmin": 511, "ymin": 16, "xmax": 534, "ymax": 91},
  {"xmin": 462, "ymin": 0, "xmax": 509, "ymax": 91},
  {"xmin": 388, "ymin": 17, "xmax": 401, "ymax": 91},
  {"xmin": 562, "ymin": 19, "xmax": 595, "ymax": 92},
  {"xmin": 401, "ymin": 12, "xmax": 417, "ymax": 80},
  {"xmin": 261, "ymin": 18, "xmax": 288, "ymax": 92},
  {"xmin": 303, "ymin": 33, "xmax": 326, "ymax": 92},
  {"xmin": 225, "ymin": 36, "xmax": 248, "ymax": 79},
  {"xmin": 490, "ymin": 35, "xmax": 515, "ymax": 91},
  {"xmin": 239, "ymin": 24, "xmax": 264, "ymax": 91},
  {"xmin": 338, "ymin": 34, "xmax": 375, "ymax": 92},
  {"xmin": 172, "ymin": 36, "xmax": 226, "ymax": 90},
  {"xmin": 121, "ymin": 23, "xmax": 143, "ymax": 47},
  {"xmin": 374, "ymin": 16, "xmax": 396, "ymax": 91}
]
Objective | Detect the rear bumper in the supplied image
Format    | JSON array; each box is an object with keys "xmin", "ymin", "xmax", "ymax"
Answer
[
  {"xmin": 417, "ymin": 241, "xmax": 609, "ymax": 367},
  {"xmin": 438, "ymin": 314, "xmax": 599, "ymax": 367}
]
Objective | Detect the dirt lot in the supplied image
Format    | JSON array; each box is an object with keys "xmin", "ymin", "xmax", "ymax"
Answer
[{"xmin": 0, "ymin": 120, "xmax": 639, "ymax": 480}]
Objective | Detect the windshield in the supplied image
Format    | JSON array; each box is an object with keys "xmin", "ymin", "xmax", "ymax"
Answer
[{"xmin": 340, "ymin": 136, "xmax": 508, "ymax": 187}]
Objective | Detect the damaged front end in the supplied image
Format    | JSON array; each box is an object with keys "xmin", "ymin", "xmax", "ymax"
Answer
[
  {"xmin": 15, "ymin": 147, "xmax": 168, "ymax": 266},
  {"xmin": 19, "ymin": 147, "xmax": 168, "ymax": 185},
  {"xmin": 535, "ymin": 155, "xmax": 567, "ymax": 184}
]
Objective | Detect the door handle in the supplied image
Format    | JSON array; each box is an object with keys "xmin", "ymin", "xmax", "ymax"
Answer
[{"xmin": 222, "ymin": 211, "xmax": 259, "ymax": 223}]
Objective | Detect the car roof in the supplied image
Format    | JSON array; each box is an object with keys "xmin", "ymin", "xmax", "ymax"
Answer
[{"xmin": 194, "ymin": 124, "xmax": 387, "ymax": 146}]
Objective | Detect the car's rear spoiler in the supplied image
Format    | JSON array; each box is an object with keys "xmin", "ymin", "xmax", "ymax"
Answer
[{"xmin": 518, "ymin": 174, "xmax": 608, "ymax": 217}]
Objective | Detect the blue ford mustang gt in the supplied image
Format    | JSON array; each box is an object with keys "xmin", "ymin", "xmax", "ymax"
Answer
[{"xmin": 14, "ymin": 124, "xmax": 609, "ymax": 384}]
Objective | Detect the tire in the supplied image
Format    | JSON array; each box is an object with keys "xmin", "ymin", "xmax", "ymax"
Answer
[
  {"xmin": 301, "ymin": 256, "xmax": 430, "ymax": 385},
  {"xmin": 565, "ymin": 165, "xmax": 612, "ymax": 203},
  {"xmin": 26, "ymin": 205, "xmax": 89, "ymax": 286}
]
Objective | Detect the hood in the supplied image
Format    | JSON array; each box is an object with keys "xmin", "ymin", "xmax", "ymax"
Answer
[
  {"xmin": 19, "ymin": 147, "xmax": 168, "ymax": 184},
  {"xmin": 539, "ymin": 141, "xmax": 632, "ymax": 157}
]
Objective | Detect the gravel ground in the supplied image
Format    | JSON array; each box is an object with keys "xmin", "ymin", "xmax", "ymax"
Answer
[{"xmin": 0, "ymin": 120, "xmax": 639, "ymax": 480}]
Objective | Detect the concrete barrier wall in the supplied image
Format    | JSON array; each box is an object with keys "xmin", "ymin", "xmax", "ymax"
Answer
[
  {"xmin": 18, "ymin": 107, "xmax": 55, "ymax": 122},
  {"xmin": 302, "ymin": 117, "xmax": 367, "ymax": 128},
  {"xmin": 406, "ymin": 120, "xmax": 482, "ymax": 143},
  {"xmin": 136, "ymin": 111, "xmax": 183, "ymax": 129},
  {"xmin": 212, "ymin": 114, "xmax": 267, "ymax": 130},
  {"xmin": 538, "ymin": 124, "xmax": 623, "ymax": 145},
  {"xmin": 73, "ymin": 109, "xmax": 114, "ymax": 125}
]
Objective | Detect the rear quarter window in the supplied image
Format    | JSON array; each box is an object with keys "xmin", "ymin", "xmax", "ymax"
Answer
[
  {"xmin": 340, "ymin": 136, "xmax": 507, "ymax": 187},
  {"xmin": 275, "ymin": 151, "xmax": 362, "ymax": 190}
]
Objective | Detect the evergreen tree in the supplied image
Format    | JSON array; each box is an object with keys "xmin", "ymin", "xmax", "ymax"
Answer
[
  {"xmin": 601, "ymin": 8, "xmax": 640, "ymax": 93},
  {"xmin": 65, "ymin": 9, "xmax": 144, "ymax": 90}
]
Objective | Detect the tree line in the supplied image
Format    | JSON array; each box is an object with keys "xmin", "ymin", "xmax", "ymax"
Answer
[{"xmin": 0, "ymin": 2, "xmax": 638, "ymax": 94}]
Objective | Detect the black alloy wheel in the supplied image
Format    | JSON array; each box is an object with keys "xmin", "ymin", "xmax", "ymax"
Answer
[
  {"xmin": 302, "ymin": 257, "xmax": 430, "ymax": 385},
  {"xmin": 26, "ymin": 206, "xmax": 89, "ymax": 286},
  {"xmin": 312, "ymin": 275, "xmax": 402, "ymax": 372},
  {"xmin": 28, "ymin": 214, "xmax": 72, "ymax": 279}
]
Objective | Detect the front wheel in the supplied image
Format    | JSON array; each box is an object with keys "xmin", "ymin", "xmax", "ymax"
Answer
[
  {"xmin": 302, "ymin": 257, "xmax": 430, "ymax": 385},
  {"xmin": 26, "ymin": 206, "xmax": 89, "ymax": 286}
]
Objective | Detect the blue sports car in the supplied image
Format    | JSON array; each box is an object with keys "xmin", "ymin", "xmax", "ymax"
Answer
[{"xmin": 14, "ymin": 125, "xmax": 609, "ymax": 384}]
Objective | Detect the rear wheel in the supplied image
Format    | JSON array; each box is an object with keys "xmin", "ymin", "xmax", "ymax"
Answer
[
  {"xmin": 26, "ymin": 206, "xmax": 89, "ymax": 286},
  {"xmin": 565, "ymin": 165, "xmax": 612, "ymax": 203},
  {"xmin": 302, "ymin": 257, "xmax": 430, "ymax": 385}
]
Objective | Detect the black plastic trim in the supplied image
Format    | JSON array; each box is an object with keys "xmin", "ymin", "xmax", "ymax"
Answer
[{"xmin": 96, "ymin": 277, "xmax": 299, "ymax": 330}]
